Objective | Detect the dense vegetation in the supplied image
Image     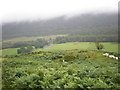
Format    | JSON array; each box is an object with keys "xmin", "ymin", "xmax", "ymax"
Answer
[
  {"xmin": 2, "ymin": 50, "xmax": 119, "ymax": 89},
  {"xmin": 2, "ymin": 38, "xmax": 49, "ymax": 49},
  {"xmin": 17, "ymin": 46, "xmax": 33, "ymax": 54},
  {"xmin": 54, "ymin": 35, "xmax": 118, "ymax": 44}
]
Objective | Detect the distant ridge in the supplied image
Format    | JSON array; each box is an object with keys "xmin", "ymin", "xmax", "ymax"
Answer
[{"xmin": 2, "ymin": 12, "xmax": 117, "ymax": 40}]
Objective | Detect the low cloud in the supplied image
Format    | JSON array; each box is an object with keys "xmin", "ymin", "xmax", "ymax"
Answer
[{"xmin": 1, "ymin": 0, "xmax": 118, "ymax": 23}]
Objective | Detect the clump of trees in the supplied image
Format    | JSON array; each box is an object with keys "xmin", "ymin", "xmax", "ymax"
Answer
[
  {"xmin": 12, "ymin": 42, "xmax": 30, "ymax": 48},
  {"xmin": 14, "ymin": 39, "xmax": 48, "ymax": 48},
  {"xmin": 95, "ymin": 41, "xmax": 104, "ymax": 51},
  {"xmin": 17, "ymin": 46, "xmax": 33, "ymax": 54},
  {"xmin": 33, "ymin": 39, "xmax": 48, "ymax": 48},
  {"xmin": 4, "ymin": 38, "xmax": 48, "ymax": 49},
  {"xmin": 64, "ymin": 54, "xmax": 75, "ymax": 62},
  {"xmin": 53, "ymin": 35, "xmax": 118, "ymax": 44},
  {"xmin": 16, "ymin": 38, "xmax": 49, "ymax": 54}
]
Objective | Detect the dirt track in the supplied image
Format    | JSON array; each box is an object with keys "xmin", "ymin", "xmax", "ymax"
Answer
[{"xmin": 0, "ymin": 58, "xmax": 7, "ymax": 60}]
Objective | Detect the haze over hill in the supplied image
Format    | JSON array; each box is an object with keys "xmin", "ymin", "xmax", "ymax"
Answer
[
  {"xmin": 2, "ymin": 12, "xmax": 118, "ymax": 40},
  {"xmin": 1, "ymin": 0, "xmax": 118, "ymax": 41}
]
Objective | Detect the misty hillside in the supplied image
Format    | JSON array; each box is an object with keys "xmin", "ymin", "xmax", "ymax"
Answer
[{"xmin": 2, "ymin": 13, "xmax": 118, "ymax": 40}]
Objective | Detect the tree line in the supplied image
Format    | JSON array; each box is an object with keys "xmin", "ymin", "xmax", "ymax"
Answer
[
  {"xmin": 53, "ymin": 35, "xmax": 118, "ymax": 44},
  {"xmin": 2, "ymin": 34, "xmax": 118, "ymax": 50},
  {"xmin": 17, "ymin": 46, "xmax": 34, "ymax": 54},
  {"xmin": 2, "ymin": 38, "xmax": 49, "ymax": 49}
]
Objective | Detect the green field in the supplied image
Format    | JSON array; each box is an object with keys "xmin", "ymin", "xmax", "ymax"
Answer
[
  {"xmin": 47, "ymin": 42, "xmax": 96, "ymax": 51},
  {"xmin": 1, "ymin": 42, "xmax": 119, "ymax": 57},
  {"xmin": 0, "ymin": 48, "xmax": 18, "ymax": 57},
  {"xmin": 35, "ymin": 42, "xmax": 119, "ymax": 53}
]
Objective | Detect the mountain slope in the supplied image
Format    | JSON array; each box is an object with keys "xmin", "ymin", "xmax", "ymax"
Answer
[{"xmin": 2, "ymin": 13, "xmax": 118, "ymax": 40}]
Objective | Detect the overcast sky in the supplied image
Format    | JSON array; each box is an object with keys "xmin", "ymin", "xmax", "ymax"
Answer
[{"xmin": 0, "ymin": 0, "xmax": 119, "ymax": 23}]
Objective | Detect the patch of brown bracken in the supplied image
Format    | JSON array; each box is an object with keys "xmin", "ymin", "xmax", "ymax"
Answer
[{"xmin": 0, "ymin": 58, "xmax": 7, "ymax": 60}]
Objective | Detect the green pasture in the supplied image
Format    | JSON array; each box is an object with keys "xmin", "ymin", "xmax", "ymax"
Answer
[
  {"xmin": 102, "ymin": 43, "xmax": 119, "ymax": 53},
  {"xmin": 0, "ymin": 48, "xmax": 18, "ymax": 57},
  {"xmin": 44, "ymin": 42, "xmax": 119, "ymax": 53},
  {"xmin": 1, "ymin": 42, "xmax": 119, "ymax": 56},
  {"xmin": 46, "ymin": 42, "xmax": 96, "ymax": 51}
]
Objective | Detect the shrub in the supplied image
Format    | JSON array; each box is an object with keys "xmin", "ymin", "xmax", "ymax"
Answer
[{"xmin": 64, "ymin": 54, "xmax": 75, "ymax": 62}]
